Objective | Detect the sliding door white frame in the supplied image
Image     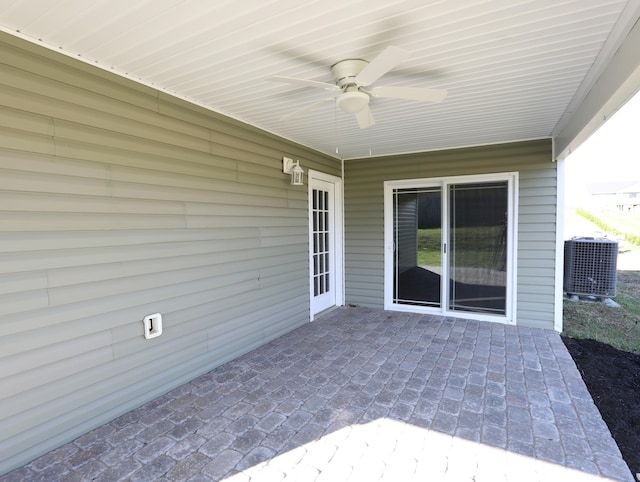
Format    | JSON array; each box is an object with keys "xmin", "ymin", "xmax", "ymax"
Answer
[{"xmin": 384, "ymin": 172, "xmax": 519, "ymax": 324}]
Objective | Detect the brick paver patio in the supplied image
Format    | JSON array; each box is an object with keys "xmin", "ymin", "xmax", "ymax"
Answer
[{"xmin": 1, "ymin": 307, "xmax": 633, "ymax": 481}]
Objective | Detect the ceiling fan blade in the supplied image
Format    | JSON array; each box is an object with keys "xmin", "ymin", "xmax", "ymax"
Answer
[
  {"xmin": 355, "ymin": 46, "xmax": 411, "ymax": 86},
  {"xmin": 281, "ymin": 97, "xmax": 334, "ymax": 120},
  {"xmin": 269, "ymin": 76, "xmax": 340, "ymax": 91},
  {"xmin": 355, "ymin": 106, "xmax": 375, "ymax": 129},
  {"xmin": 370, "ymin": 85, "xmax": 448, "ymax": 103}
]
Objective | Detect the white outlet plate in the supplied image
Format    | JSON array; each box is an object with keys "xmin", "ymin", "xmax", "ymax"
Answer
[{"xmin": 143, "ymin": 313, "xmax": 162, "ymax": 339}]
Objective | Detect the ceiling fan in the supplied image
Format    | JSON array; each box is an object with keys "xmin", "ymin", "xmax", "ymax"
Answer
[{"xmin": 270, "ymin": 46, "xmax": 447, "ymax": 129}]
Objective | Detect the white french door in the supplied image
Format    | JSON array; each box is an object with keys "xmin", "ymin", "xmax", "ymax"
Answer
[
  {"xmin": 309, "ymin": 171, "xmax": 343, "ymax": 319},
  {"xmin": 384, "ymin": 173, "xmax": 518, "ymax": 324}
]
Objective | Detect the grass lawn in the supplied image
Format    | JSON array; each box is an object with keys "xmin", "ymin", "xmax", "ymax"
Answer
[
  {"xmin": 577, "ymin": 208, "xmax": 640, "ymax": 245},
  {"xmin": 563, "ymin": 271, "xmax": 640, "ymax": 355},
  {"xmin": 417, "ymin": 226, "xmax": 506, "ymax": 267},
  {"xmin": 417, "ymin": 228, "xmax": 442, "ymax": 266},
  {"xmin": 603, "ymin": 210, "xmax": 640, "ymax": 233}
]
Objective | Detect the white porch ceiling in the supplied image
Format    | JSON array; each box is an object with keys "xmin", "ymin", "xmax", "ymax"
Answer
[{"xmin": 1, "ymin": 0, "xmax": 639, "ymax": 160}]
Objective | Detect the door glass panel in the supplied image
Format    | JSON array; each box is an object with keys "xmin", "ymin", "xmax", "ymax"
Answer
[
  {"xmin": 393, "ymin": 187, "xmax": 442, "ymax": 307},
  {"xmin": 448, "ymin": 181, "xmax": 508, "ymax": 315},
  {"xmin": 312, "ymin": 188, "xmax": 330, "ymax": 297}
]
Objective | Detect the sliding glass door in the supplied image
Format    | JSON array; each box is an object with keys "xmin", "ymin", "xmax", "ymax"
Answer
[{"xmin": 386, "ymin": 173, "xmax": 516, "ymax": 323}]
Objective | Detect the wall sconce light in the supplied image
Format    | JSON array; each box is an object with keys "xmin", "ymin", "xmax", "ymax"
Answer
[{"xmin": 283, "ymin": 157, "xmax": 304, "ymax": 186}]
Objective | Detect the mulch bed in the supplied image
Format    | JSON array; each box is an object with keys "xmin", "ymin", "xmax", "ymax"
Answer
[{"xmin": 563, "ymin": 336, "xmax": 640, "ymax": 480}]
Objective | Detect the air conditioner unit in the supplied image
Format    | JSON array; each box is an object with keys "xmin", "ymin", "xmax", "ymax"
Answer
[{"xmin": 563, "ymin": 238, "xmax": 618, "ymax": 297}]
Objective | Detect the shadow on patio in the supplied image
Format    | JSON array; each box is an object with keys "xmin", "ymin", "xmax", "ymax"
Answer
[{"xmin": 1, "ymin": 307, "xmax": 632, "ymax": 481}]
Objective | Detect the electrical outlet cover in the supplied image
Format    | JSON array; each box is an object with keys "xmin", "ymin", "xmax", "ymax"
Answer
[{"xmin": 143, "ymin": 313, "xmax": 162, "ymax": 339}]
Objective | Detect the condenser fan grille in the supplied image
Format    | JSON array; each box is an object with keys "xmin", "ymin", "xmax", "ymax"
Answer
[{"xmin": 563, "ymin": 238, "xmax": 618, "ymax": 297}]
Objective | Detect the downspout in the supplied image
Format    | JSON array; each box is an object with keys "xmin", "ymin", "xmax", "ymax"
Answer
[
  {"xmin": 341, "ymin": 157, "xmax": 346, "ymax": 307},
  {"xmin": 553, "ymin": 139, "xmax": 566, "ymax": 332}
]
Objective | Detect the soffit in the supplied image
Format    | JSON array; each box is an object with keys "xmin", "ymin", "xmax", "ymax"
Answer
[{"xmin": 0, "ymin": 0, "xmax": 638, "ymax": 159}]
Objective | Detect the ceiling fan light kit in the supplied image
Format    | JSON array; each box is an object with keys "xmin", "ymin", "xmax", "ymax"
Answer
[
  {"xmin": 271, "ymin": 45, "xmax": 448, "ymax": 129},
  {"xmin": 336, "ymin": 90, "xmax": 369, "ymax": 113}
]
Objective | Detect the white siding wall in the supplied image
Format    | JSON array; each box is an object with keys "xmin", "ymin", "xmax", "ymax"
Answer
[
  {"xmin": 0, "ymin": 32, "xmax": 340, "ymax": 474},
  {"xmin": 344, "ymin": 139, "xmax": 557, "ymax": 329}
]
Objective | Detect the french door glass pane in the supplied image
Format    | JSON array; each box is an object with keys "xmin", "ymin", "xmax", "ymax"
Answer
[
  {"xmin": 393, "ymin": 187, "xmax": 442, "ymax": 307},
  {"xmin": 448, "ymin": 181, "xmax": 508, "ymax": 315},
  {"xmin": 312, "ymin": 189, "xmax": 330, "ymax": 297}
]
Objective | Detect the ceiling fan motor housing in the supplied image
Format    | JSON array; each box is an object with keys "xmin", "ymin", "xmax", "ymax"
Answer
[{"xmin": 330, "ymin": 59, "xmax": 368, "ymax": 88}]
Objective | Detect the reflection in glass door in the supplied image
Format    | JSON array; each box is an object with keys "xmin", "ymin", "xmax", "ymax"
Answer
[
  {"xmin": 449, "ymin": 181, "xmax": 508, "ymax": 315},
  {"xmin": 393, "ymin": 187, "xmax": 442, "ymax": 307},
  {"xmin": 388, "ymin": 175, "xmax": 514, "ymax": 321}
]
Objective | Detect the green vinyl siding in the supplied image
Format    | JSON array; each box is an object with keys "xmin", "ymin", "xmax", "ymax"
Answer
[
  {"xmin": 344, "ymin": 139, "xmax": 557, "ymax": 329},
  {"xmin": 0, "ymin": 32, "xmax": 339, "ymax": 474}
]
